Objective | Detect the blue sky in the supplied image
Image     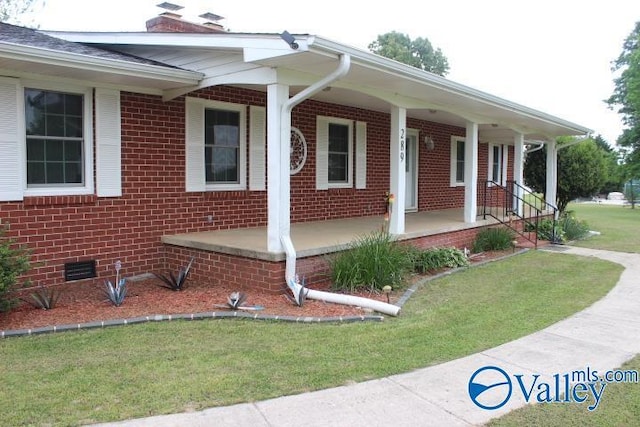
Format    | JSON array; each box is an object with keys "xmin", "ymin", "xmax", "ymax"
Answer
[{"xmin": 24, "ymin": 0, "xmax": 640, "ymax": 145}]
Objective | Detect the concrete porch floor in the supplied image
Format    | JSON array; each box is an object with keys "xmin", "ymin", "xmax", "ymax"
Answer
[{"xmin": 162, "ymin": 208, "xmax": 509, "ymax": 262}]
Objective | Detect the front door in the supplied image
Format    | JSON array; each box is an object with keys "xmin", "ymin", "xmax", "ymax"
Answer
[{"xmin": 405, "ymin": 130, "xmax": 418, "ymax": 211}]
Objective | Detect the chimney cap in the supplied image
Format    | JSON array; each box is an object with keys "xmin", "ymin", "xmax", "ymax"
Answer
[
  {"xmin": 199, "ymin": 12, "xmax": 224, "ymax": 22},
  {"xmin": 157, "ymin": 2, "xmax": 184, "ymax": 12}
]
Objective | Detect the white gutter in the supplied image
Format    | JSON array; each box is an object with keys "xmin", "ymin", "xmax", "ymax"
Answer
[
  {"xmin": 557, "ymin": 136, "xmax": 589, "ymax": 150},
  {"xmin": 280, "ymin": 53, "xmax": 350, "ymax": 282}
]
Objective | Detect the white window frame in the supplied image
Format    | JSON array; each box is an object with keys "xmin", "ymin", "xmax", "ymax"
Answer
[
  {"xmin": 203, "ymin": 99, "xmax": 247, "ymax": 191},
  {"xmin": 22, "ymin": 80, "xmax": 94, "ymax": 197},
  {"xmin": 450, "ymin": 136, "xmax": 465, "ymax": 187},
  {"xmin": 326, "ymin": 117, "xmax": 353, "ymax": 189},
  {"xmin": 488, "ymin": 143, "xmax": 504, "ymax": 186}
]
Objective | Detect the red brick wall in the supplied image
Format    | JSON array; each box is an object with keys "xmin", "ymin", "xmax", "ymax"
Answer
[
  {"xmin": 1, "ymin": 85, "xmax": 500, "ymax": 288},
  {"xmin": 164, "ymin": 224, "xmax": 491, "ymax": 293}
]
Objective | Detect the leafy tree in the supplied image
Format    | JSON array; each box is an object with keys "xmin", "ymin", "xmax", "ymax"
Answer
[
  {"xmin": 607, "ymin": 21, "xmax": 640, "ymax": 177},
  {"xmin": 524, "ymin": 137, "xmax": 607, "ymax": 213},
  {"xmin": 594, "ymin": 134, "xmax": 625, "ymax": 194},
  {"xmin": 368, "ymin": 31, "xmax": 450, "ymax": 76},
  {"xmin": 0, "ymin": 0, "xmax": 43, "ymax": 26}
]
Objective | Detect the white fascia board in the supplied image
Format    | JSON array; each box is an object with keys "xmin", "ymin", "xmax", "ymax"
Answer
[
  {"xmin": 308, "ymin": 37, "xmax": 592, "ymax": 136},
  {"xmin": 0, "ymin": 41, "xmax": 203, "ymax": 85},
  {"xmin": 45, "ymin": 31, "xmax": 311, "ymax": 52}
]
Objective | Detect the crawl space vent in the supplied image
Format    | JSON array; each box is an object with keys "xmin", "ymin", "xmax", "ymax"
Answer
[{"xmin": 64, "ymin": 260, "xmax": 97, "ymax": 281}]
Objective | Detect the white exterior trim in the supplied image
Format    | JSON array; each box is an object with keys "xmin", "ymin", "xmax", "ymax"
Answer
[
  {"xmin": 95, "ymin": 88, "xmax": 122, "ymax": 197},
  {"xmin": 389, "ymin": 106, "xmax": 407, "ymax": 235},
  {"xmin": 22, "ymin": 79, "xmax": 94, "ymax": 197},
  {"xmin": 249, "ymin": 106, "xmax": 266, "ymax": 191},
  {"xmin": 316, "ymin": 116, "xmax": 353, "ymax": 190},
  {"xmin": 450, "ymin": 136, "xmax": 466, "ymax": 187},
  {"xmin": 185, "ymin": 97, "xmax": 247, "ymax": 192},
  {"xmin": 0, "ymin": 77, "xmax": 24, "ymax": 201},
  {"xmin": 464, "ymin": 122, "xmax": 479, "ymax": 223},
  {"xmin": 355, "ymin": 121, "xmax": 367, "ymax": 190}
]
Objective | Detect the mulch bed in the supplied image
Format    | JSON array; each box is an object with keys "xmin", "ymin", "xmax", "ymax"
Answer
[{"xmin": 0, "ymin": 248, "xmax": 524, "ymax": 332}]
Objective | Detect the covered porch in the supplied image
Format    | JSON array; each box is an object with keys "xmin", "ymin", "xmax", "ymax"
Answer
[{"xmin": 163, "ymin": 208, "xmax": 508, "ymax": 262}]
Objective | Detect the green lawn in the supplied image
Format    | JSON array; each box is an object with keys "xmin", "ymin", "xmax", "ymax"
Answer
[
  {"xmin": 567, "ymin": 203, "xmax": 640, "ymax": 252},
  {"xmin": 0, "ymin": 251, "xmax": 622, "ymax": 426},
  {"xmin": 489, "ymin": 202, "xmax": 640, "ymax": 426}
]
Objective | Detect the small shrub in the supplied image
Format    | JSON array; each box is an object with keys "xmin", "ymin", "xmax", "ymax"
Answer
[
  {"xmin": 0, "ymin": 223, "xmax": 32, "ymax": 312},
  {"xmin": 329, "ymin": 231, "xmax": 412, "ymax": 292},
  {"xmin": 560, "ymin": 212, "xmax": 590, "ymax": 241},
  {"xmin": 532, "ymin": 218, "xmax": 564, "ymax": 242},
  {"xmin": 104, "ymin": 260, "xmax": 127, "ymax": 307},
  {"xmin": 473, "ymin": 227, "xmax": 515, "ymax": 252},
  {"xmin": 413, "ymin": 247, "xmax": 469, "ymax": 273},
  {"xmin": 154, "ymin": 257, "xmax": 194, "ymax": 291},
  {"xmin": 24, "ymin": 285, "xmax": 61, "ymax": 310}
]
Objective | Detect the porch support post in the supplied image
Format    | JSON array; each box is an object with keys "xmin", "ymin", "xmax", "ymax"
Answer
[
  {"xmin": 389, "ymin": 105, "xmax": 406, "ymax": 235},
  {"xmin": 545, "ymin": 139, "xmax": 557, "ymax": 208},
  {"xmin": 267, "ymin": 83, "xmax": 290, "ymax": 252},
  {"xmin": 464, "ymin": 121, "xmax": 479, "ymax": 223},
  {"xmin": 513, "ymin": 133, "xmax": 525, "ymax": 215}
]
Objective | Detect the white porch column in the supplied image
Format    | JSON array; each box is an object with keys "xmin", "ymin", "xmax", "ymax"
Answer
[
  {"xmin": 464, "ymin": 122, "xmax": 479, "ymax": 223},
  {"xmin": 267, "ymin": 83, "xmax": 290, "ymax": 252},
  {"xmin": 513, "ymin": 133, "xmax": 525, "ymax": 215},
  {"xmin": 389, "ymin": 105, "xmax": 406, "ymax": 235},
  {"xmin": 545, "ymin": 139, "xmax": 557, "ymax": 208}
]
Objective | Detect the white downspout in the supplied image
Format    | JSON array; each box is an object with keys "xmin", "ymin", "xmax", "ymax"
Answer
[
  {"xmin": 280, "ymin": 54, "xmax": 351, "ymax": 282},
  {"xmin": 279, "ymin": 54, "xmax": 401, "ymax": 316}
]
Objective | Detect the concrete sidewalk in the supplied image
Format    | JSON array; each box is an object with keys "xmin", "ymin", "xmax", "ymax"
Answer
[{"xmin": 94, "ymin": 246, "xmax": 640, "ymax": 426}]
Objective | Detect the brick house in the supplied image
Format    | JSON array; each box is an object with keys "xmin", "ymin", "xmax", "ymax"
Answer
[{"xmin": 0, "ymin": 14, "xmax": 590, "ymax": 293}]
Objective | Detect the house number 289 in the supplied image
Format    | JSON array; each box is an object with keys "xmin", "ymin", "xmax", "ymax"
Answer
[{"xmin": 400, "ymin": 128, "xmax": 405, "ymax": 162}]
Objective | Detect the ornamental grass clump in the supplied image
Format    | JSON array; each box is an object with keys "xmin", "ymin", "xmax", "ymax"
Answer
[
  {"xmin": 24, "ymin": 284, "xmax": 61, "ymax": 310},
  {"xmin": 329, "ymin": 231, "xmax": 412, "ymax": 293},
  {"xmin": 560, "ymin": 211, "xmax": 590, "ymax": 241},
  {"xmin": 472, "ymin": 227, "xmax": 516, "ymax": 252}
]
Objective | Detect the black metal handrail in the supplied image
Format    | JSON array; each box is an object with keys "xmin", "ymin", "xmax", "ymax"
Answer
[{"xmin": 482, "ymin": 180, "xmax": 559, "ymax": 247}]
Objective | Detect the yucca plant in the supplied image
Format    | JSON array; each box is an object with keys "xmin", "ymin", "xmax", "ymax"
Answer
[
  {"xmin": 154, "ymin": 257, "xmax": 194, "ymax": 291},
  {"xmin": 104, "ymin": 260, "xmax": 127, "ymax": 307},
  {"xmin": 24, "ymin": 284, "xmax": 61, "ymax": 310}
]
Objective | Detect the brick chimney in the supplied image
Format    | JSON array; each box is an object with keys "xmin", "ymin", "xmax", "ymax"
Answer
[{"xmin": 146, "ymin": 3, "xmax": 226, "ymax": 33}]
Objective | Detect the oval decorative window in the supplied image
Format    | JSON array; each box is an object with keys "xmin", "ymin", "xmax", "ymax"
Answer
[{"xmin": 290, "ymin": 126, "xmax": 307, "ymax": 175}]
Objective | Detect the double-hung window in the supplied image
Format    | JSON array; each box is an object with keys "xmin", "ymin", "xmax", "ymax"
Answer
[
  {"xmin": 488, "ymin": 143, "xmax": 506, "ymax": 185},
  {"xmin": 328, "ymin": 123, "xmax": 350, "ymax": 184},
  {"xmin": 25, "ymin": 88, "xmax": 85, "ymax": 187},
  {"xmin": 450, "ymin": 136, "xmax": 466, "ymax": 186},
  {"xmin": 205, "ymin": 108, "xmax": 241, "ymax": 185}
]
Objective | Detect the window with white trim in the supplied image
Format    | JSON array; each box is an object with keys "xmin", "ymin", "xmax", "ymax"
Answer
[
  {"xmin": 488, "ymin": 143, "xmax": 503, "ymax": 185},
  {"xmin": 25, "ymin": 89, "xmax": 84, "ymax": 186},
  {"xmin": 316, "ymin": 116, "xmax": 353, "ymax": 189},
  {"xmin": 328, "ymin": 122, "xmax": 351, "ymax": 184},
  {"xmin": 450, "ymin": 136, "xmax": 465, "ymax": 186},
  {"xmin": 205, "ymin": 108, "xmax": 242, "ymax": 184}
]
